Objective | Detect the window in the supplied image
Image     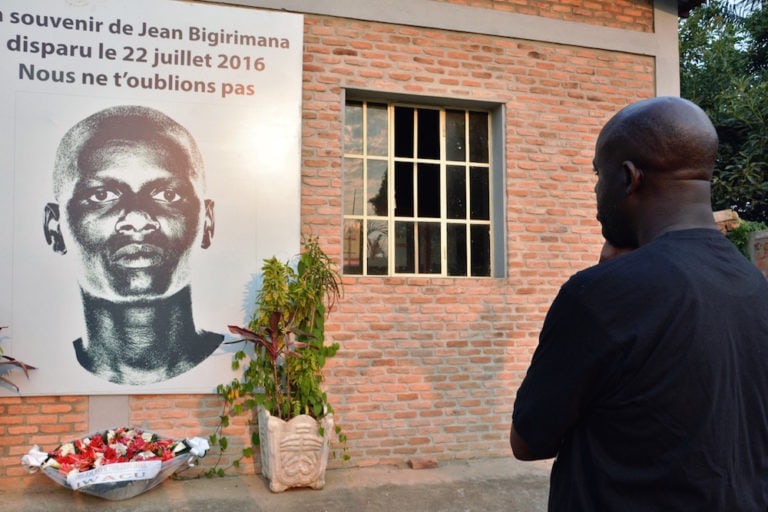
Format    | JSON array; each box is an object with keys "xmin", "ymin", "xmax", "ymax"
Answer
[{"xmin": 343, "ymin": 100, "xmax": 497, "ymax": 277}]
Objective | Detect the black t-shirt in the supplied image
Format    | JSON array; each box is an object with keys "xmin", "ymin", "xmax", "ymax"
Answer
[{"xmin": 513, "ymin": 229, "xmax": 768, "ymax": 511}]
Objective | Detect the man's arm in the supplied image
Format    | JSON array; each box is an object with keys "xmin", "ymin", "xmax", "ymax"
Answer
[
  {"xmin": 510, "ymin": 423, "xmax": 537, "ymax": 460},
  {"xmin": 509, "ymin": 281, "xmax": 612, "ymax": 464},
  {"xmin": 510, "ymin": 423, "xmax": 557, "ymax": 461}
]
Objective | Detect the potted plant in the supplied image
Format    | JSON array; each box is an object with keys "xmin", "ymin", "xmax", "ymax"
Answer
[
  {"xmin": 0, "ymin": 326, "xmax": 36, "ymax": 392},
  {"xmin": 209, "ymin": 237, "xmax": 346, "ymax": 491}
]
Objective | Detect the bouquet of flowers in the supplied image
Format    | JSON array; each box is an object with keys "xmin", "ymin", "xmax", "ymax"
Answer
[{"xmin": 22, "ymin": 427, "xmax": 209, "ymax": 501}]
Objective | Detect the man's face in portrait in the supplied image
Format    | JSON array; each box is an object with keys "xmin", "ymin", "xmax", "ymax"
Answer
[{"xmin": 45, "ymin": 107, "xmax": 215, "ymax": 303}]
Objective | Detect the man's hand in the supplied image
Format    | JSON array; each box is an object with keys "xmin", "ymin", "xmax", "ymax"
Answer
[{"xmin": 599, "ymin": 240, "xmax": 635, "ymax": 263}]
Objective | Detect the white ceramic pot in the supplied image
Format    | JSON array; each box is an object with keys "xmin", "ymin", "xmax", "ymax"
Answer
[{"xmin": 258, "ymin": 406, "xmax": 333, "ymax": 492}]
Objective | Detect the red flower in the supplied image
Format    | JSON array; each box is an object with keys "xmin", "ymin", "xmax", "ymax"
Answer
[{"xmin": 44, "ymin": 427, "xmax": 189, "ymax": 476}]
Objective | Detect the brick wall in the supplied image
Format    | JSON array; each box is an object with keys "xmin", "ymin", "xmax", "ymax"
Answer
[
  {"xmin": 0, "ymin": 396, "xmax": 88, "ymax": 478},
  {"xmin": 300, "ymin": 10, "xmax": 653, "ymax": 467},
  {"xmin": 1, "ymin": 0, "xmax": 655, "ymax": 479},
  {"xmin": 129, "ymin": 395, "xmax": 255, "ymax": 474},
  {"xmin": 435, "ymin": 0, "xmax": 654, "ymax": 32}
]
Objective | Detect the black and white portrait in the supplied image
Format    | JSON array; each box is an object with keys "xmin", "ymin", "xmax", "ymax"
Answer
[
  {"xmin": 0, "ymin": 0, "xmax": 303, "ymax": 395},
  {"xmin": 5, "ymin": 94, "xmax": 302, "ymax": 395},
  {"xmin": 43, "ymin": 106, "xmax": 223, "ymax": 385}
]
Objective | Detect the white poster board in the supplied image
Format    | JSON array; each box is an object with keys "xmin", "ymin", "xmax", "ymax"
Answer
[{"xmin": 0, "ymin": 1, "xmax": 304, "ymax": 395}]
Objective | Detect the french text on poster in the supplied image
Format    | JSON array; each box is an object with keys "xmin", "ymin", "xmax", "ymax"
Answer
[{"xmin": 2, "ymin": 8, "xmax": 292, "ymax": 98}]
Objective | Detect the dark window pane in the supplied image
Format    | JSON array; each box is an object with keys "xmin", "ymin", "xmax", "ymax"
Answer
[
  {"xmin": 346, "ymin": 103, "xmax": 494, "ymax": 278},
  {"xmin": 446, "ymin": 110, "xmax": 466, "ymax": 162},
  {"xmin": 343, "ymin": 219, "xmax": 363, "ymax": 274},
  {"xmin": 367, "ymin": 103, "xmax": 388, "ymax": 156},
  {"xmin": 469, "ymin": 111, "xmax": 489, "ymax": 163},
  {"xmin": 395, "ymin": 221, "xmax": 415, "ymax": 273},
  {"xmin": 469, "ymin": 167, "xmax": 490, "ymax": 220},
  {"xmin": 446, "ymin": 165, "xmax": 466, "ymax": 219},
  {"xmin": 470, "ymin": 225, "xmax": 491, "ymax": 277},
  {"xmin": 447, "ymin": 223, "xmax": 467, "ymax": 276},
  {"xmin": 417, "ymin": 163, "xmax": 440, "ymax": 218},
  {"xmin": 394, "ymin": 161, "xmax": 413, "ymax": 217},
  {"xmin": 344, "ymin": 102, "xmax": 363, "ymax": 155},
  {"xmin": 417, "ymin": 108, "xmax": 440, "ymax": 159},
  {"xmin": 418, "ymin": 222, "xmax": 441, "ymax": 274},
  {"xmin": 394, "ymin": 106, "xmax": 414, "ymax": 158},
  {"xmin": 367, "ymin": 220, "xmax": 388, "ymax": 275},
  {"xmin": 343, "ymin": 159, "xmax": 364, "ymax": 215},
  {"xmin": 367, "ymin": 160, "xmax": 388, "ymax": 216}
]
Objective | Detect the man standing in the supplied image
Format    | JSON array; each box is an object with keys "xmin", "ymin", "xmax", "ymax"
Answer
[
  {"xmin": 511, "ymin": 97, "xmax": 768, "ymax": 510},
  {"xmin": 43, "ymin": 105, "xmax": 223, "ymax": 385}
]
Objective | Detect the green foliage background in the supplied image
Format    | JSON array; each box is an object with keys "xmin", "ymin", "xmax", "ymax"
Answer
[{"xmin": 680, "ymin": 0, "xmax": 768, "ymax": 223}]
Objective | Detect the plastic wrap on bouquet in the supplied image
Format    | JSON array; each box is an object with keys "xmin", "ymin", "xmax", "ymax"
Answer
[
  {"xmin": 40, "ymin": 452, "xmax": 190, "ymax": 500},
  {"xmin": 22, "ymin": 428, "xmax": 209, "ymax": 501}
]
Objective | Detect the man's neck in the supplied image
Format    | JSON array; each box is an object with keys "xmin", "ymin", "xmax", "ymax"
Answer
[
  {"xmin": 76, "ymin": 287, "xmax": 221, "ymax": 384},
  {"xmin": 637, "ymin": 183, "xmax": 718, "ymax": 246}
]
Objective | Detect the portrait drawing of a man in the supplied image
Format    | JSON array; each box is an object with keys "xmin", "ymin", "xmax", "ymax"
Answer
[{"xmin": 42, "ymin": 105, "xmax": 223, "ymax": 385}]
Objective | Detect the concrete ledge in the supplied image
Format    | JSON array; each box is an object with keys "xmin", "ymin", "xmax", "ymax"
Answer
[{"xmin": 1, "ymin": 457, "xmax": 551, "ymax": 511}]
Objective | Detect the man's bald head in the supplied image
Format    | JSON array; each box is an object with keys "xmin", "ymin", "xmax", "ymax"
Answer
[
  {"xmin": 594, "ymin": 97, "xmax": 720, "ymax": 249},
  {"xmin": 596, "ymin": 96, "xmax": 719, "ymax": 181},
  {"xmin": 53, "ymin": 105, "xmax": 205, "ymax": 200}
]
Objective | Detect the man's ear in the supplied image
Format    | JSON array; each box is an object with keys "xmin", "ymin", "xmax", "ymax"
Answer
[
  {"xmin": 44, "ymin": 203, "xmax": 67, "ymax": 254},
  {"xmin": 622, "ymin": 160, "xmax": 643, "ymax": 195},
  {"xmin": 201, "ymin": 199, "xmax": 215, "ymax": 249}
]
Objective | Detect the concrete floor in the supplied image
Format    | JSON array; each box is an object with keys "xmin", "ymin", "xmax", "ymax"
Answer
[{"xmin": 1, "ymin": 457, "xmax": 552, "ymax": 512}]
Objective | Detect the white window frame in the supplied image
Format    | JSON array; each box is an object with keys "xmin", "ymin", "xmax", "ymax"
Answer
[{"xmin": 342, "ymin": 93, "xmax": 505, "ymax": 278}]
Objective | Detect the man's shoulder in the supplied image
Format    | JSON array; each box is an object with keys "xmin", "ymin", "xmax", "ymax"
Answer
[
  {"xmin": 561, "ymin": 241, "xmax": 693, "ymax": 308},
  {"xmin": 570, "ymin": 230, "xmax": 730, "ymax": 284},
  {"xmin": 564, "ymin": 228, "xmax": 764, "ymax": 305},
  {"xmin": 566, "ymin": 248, "xmax": 657, "ymax": 292}
]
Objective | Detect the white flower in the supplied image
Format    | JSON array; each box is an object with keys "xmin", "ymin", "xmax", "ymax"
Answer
[
  {"xmin": 110, "ymin": 443, "xmax": 127, "ymax": 456},
  {"xmin": 42, "ymin": 458, "xmax": 60, "ymax": 470},
  {"xmin": 59, "ymin": 443, "xmax": 76, "ymax": 457},
  {"xmin": 136, "ymin": 450, "xmax": 155, "ymax": 460},
  {"xmin": 141, "ymin": 432, "xmax": 154, "ymax": 442}
]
